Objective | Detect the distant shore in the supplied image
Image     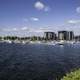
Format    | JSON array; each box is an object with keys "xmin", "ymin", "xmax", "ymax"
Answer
[{"xmin": 0, "ymin": 39, "xmax": 80, "ymax": 45}]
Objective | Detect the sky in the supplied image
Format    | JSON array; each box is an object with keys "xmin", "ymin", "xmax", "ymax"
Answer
[{"xmin": 0, "ymin": 0, "xmax": 80, "ymax": 36}]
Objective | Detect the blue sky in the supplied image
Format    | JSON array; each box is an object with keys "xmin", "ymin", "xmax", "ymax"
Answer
[{"xmin": 0, "ymin": 0, "xmax": 80, "ymax": 36}]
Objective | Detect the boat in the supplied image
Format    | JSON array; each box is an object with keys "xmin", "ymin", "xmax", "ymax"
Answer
[{"xmin": 56, "ymin": 40, "xmax": 65, "ymax": 45}]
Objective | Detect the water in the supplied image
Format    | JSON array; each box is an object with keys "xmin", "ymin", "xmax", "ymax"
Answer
[{"xmin": 0, "ymin": 43, "xmax": 80, "ymax": 80}]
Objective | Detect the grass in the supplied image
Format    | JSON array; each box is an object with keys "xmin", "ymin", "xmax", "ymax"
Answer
[{"xmin": 61, "ymin": 69, "xmax": 80, "ymax": 80}]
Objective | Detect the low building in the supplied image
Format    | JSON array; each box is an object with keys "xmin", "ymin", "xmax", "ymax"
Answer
[{"xmin": 75, "ymin": 36, "xmax": 80, "ymax": 41}]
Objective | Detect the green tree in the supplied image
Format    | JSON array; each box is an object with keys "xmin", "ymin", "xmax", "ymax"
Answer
[
  {"xmin": 31, "ymin": 36, "xmax": 37, "ymax": 41},
  {"xmin": 0, "ymin": 36, "xmax": 2, "ymax": 40}
]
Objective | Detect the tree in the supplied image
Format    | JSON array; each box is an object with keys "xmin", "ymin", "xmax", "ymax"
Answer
[
  {"xmin": 0, "ymin": 36, "xmax": 2, "ymax": 40},
  {"xmin": 31, "ymin": 36, "xmax": 37, "ymax": 41}
]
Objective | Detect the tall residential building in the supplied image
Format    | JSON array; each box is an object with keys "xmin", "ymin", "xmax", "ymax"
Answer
[
  {"xmin": 68, "ymin": 31, "xmax": 74, "ymax": 40},
  {"xmin": 44, "ymin": 32, "xmax": 56, "ymax": 40},
  {"xmin": 58, "ymin": 31, "xmax": 74, "ymax": 41},
  {"xmin": 58, "ymin": 31, "xmax": 69, "ymax": 40}
]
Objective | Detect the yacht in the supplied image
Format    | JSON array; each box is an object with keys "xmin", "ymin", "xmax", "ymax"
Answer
[{"xmin": 56, "ymin": 40, "xmax": 65, "ymax": 45}]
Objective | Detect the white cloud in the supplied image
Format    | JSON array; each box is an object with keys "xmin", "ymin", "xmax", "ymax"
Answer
[
  {"xmin": 34, "ymin": 1, "xmax": 50, "ymax": 12},
  {"xmin": 2, "ymin": 27, "xmax": 43, "ymax": 33},
  {"xmin": 30, "ymin": 17, "xmax": 39, "ymax": 21},
  {"xmin": 68, "ymin": 20, "xmax": 80, "ymax": 24},
  {"xmin": 2, "ymin": 27, "xmax": 29, "ymax": 32},
  {"xmin": 23, "ymin": 17, "xmax": 39, "ymax": 22},
  {"xmin": 3, "ymin": 28, "xmax": 11, "ymax": 32},
  {"xmin": 1, "ymin": 27, "xmax": 55, "ymax": 36},
  {"xmin": 27, "ymin": 28, "xmax": 47, "ymax": 33},
  {"xmin": 3, "ymin": 28, "xmax": 18, "ymax": 32},
  {"xmin": 21, "ymin": 27, "xmax": 28, "ymax": 30},
  {"xmin": 34, "ymin": 1, "xmax": 45, "ymax": 10},
  {"xmin": 76, "ymin": 7, "xmax": 80, "ymax": 13},
  {"xmin": 12, "ymin": 28, "xmax": 18, "ymax": 31}
]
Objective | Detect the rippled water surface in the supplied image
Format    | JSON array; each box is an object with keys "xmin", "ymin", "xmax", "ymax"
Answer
[{"xmin": 0, "ymin": 43, "xmax": 80, "ymax": 80}]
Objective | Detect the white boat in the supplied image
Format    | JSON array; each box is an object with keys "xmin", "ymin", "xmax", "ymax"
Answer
[
  {"xmin": 56, "ymin": 40, "xmax": 65, "ymax": 45},
  {"xmin": 13, "ymin": 40, "xmax": 21, "ymax": 44},
  {"xmin": 66, "ymin": 41, "xmax": 75, "ymax": 44},
  {"xmin": 47, "ymin": 41, "xmax": 56, "ymax": 45},
  {"xmin": 5, "ymin": 40, "xmax": 12, "ymax": 43}
]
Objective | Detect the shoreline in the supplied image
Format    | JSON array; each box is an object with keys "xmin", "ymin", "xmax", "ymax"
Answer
[{"xmin": 0, "ymin": 40, "xmax": 80, "ymax": 45}]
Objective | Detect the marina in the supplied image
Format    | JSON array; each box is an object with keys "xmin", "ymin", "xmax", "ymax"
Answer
[{"xmin": 0, "ymin": 39, "xmax": 79, "ymax": 45}]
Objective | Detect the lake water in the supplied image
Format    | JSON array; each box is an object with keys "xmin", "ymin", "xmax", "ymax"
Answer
[{"xmin": 0, "ymin": 43, "xmax": 80, "ymax": 80}]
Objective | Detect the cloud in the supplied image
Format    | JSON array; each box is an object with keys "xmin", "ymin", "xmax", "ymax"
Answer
[
  {"xmin": 68, "ymin": 20, "xmax": 80, "ymax": 24},
  {"xmin": 4, "ymin": 27, "xmax": 48, "ymax": 34},
  {"xmin": 34, "ymin": 1, "xmax": 45, "ymax": 10},
  {"xmin": 26, "ymin": 27, "xmax": 55, "ymax": 33},
  {"xmin": 76, "ymin": 7, "xmax": 80, "ymax": 13},
  {"xmin": 12, "ymin": 28, "xmax": 18, "ymax": 31},
  {"xmin": 21, "ymin": 27, "xmax": 28, "ymax": 31},
  {"xmin": 3, "ymin": 28, "xmax": 18, "ymax": 32},
  {"xmin": 30, "ymin": 17, "xmax": 39, "ymax": 21},
  {"xmin": 34, "ymin": 1, "xmax": 50, "ymax": 12},
  {"xmin": 23, "ymin": 17, "xmax": 39, "ymax": 22},
  {"xmin": 39, "ymin": 27, "xmax": 52, "ymax": 31},
  {"xmin": 2, "ymin": 27, "xmax": 29, "ymax": 32}
]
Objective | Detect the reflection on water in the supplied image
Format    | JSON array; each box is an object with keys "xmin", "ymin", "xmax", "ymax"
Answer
[{"xmin": 0, "ymin": 43, "xmax": 80, "ymax": 80}]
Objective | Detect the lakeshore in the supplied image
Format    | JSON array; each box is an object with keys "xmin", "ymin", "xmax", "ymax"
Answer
[
  {"xmin": 0, "ymin": 30, "xmax": 80, "ymax": 45},
  {"xmin": 0, "ymin": 39, "xmax": 80, "ymax": 45}
]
